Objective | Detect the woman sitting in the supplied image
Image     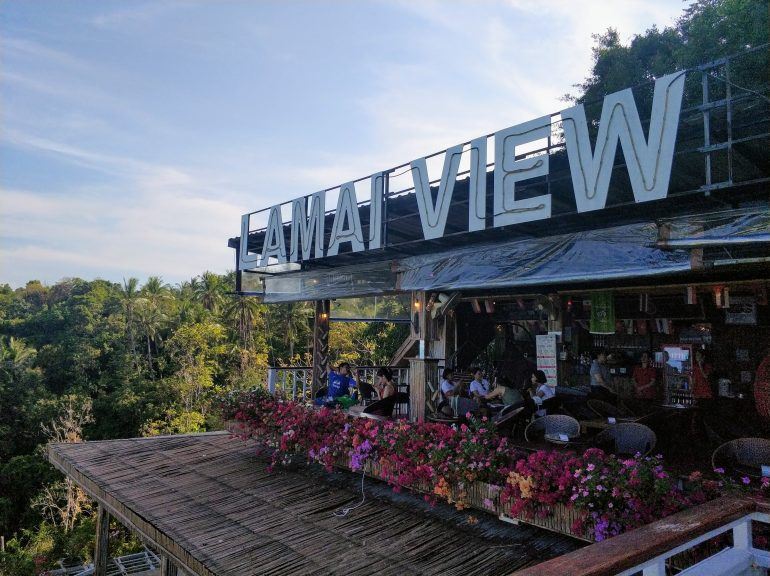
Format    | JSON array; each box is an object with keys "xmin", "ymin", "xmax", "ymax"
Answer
[
  {"xmin": 530, "ymin": 369, "xmax": 556, "ymax": 417},
  {"xmin": 375, "ymin": 367, "xmax": 396, "ymax": 400},
  {"xmin": 485, "ymin": 375, "xmax": 524, "ymax": 406}
]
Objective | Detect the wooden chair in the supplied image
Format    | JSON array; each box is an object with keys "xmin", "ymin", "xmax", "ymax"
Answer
[
  {"xmin": 595, "ymin": 423, "xmax": 657, "ymax": 456},
  {"xmin": 492, "ymin": 405, "xmax": 527, "ymax": 438},
  {"xmin": 712, "ymin": 438, "xmax": 770, "ymax": 478},
  {"xmin": 362, "ymin": 395, "xmax": 398, "ymax": 419},
  {"xmin": 393, "ymin": 390, "xmax": 410, "ymax": 419},
  {"xmin": 357, "ymin": 381, "xmax": 377, "ymax": 404},
  {"xmin": 525, "ymin": 415, "xmax": 581, "ymax": 442}
]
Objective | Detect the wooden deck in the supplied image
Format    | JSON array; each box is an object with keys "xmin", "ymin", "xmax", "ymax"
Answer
[{"xmin": 48, "ymin": 432, "xmax": 581, "ymax": 576}]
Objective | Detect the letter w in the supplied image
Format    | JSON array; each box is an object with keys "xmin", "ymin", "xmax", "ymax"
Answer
[{"xmin": 562, "ymin": 72, "xmax": 685, "ymax": 213}]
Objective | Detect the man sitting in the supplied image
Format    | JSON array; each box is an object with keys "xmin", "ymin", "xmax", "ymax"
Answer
[
  {"xmin": 468, "ymin": 368, "xmax": 491, "ymax": 400},
  {"xmin": 326, "ymin": 362, "xmax": 356, "ymax": 399}
]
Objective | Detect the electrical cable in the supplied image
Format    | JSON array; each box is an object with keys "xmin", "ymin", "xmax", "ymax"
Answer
[{"xmin": 332, "ymin": 469, "xmax": 367, "ymax": 517}]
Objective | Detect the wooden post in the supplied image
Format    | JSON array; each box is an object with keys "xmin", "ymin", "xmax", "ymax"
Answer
[
  {"xmin": 312, "ymin": 300, "xmax": 330, "ymax": 395},
  {"xmin": 410, "ymin": 292, "xmax": 427, "ymax": 342},
  {"xmin": 94, "ymin": 504, "xmax": 110, "ymax": 576},
  {"xmin": 160, "ymin": 554, "xmax": 177, "ymax": 576},
  {"xmin": 408, "ymin": 357, "xmax": 439, "ymax": 423}
]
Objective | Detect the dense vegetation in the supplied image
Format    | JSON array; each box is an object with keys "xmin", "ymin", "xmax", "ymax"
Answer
[
  {"xmin": 0, "ymin": 275, "xmax": 406, "ymax": 574},
  {"xmin": 1, "ymin": 0, "xmax": 766, "ymax": 573}
]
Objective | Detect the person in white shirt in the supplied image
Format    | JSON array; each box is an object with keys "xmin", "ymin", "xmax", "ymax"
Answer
[
  {"xmin": 440, "ymin": 368, "xmax": 456, "ymax": 398},
  {"xmin": 468, "ymin": 368, "xmax": 490, "ymax": 399},
  {"xmin": 530, "ymin": 370, "xmax": 556, "ymax": 417}
]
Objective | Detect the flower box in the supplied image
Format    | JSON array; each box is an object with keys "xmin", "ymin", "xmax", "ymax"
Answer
[
  {"xmin": 498, "ymin": 500, "xmax": 593, "ymax": 542},
  {"xmin": 221, "ymin": 392, "xmax": 735, "ymax": 546}
]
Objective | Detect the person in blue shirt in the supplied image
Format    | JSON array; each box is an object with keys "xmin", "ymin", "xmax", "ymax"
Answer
[{"xmin": 326, "ymin": 362, "xmax": 356, "ymax": 399}]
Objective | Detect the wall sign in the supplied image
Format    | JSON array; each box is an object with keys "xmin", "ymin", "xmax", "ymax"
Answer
[
  {"xmin": 726, "ymin": 297, "xmax": 757, "ymax": 325},
  {"xmin": 240, "ymin": 72, "xmax": 686, "ymax": 271},
  {"xmin": 536, "ymin": 333, "xmax": 558, "ymax": 387}
]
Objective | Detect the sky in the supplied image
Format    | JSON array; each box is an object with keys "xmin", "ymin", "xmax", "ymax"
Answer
[{"xmin": 0, "ymin": 0, "xmax": 687, "ymax": 289}]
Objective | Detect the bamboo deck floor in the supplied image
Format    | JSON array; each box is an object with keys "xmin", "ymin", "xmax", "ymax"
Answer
[{"xmin": 48, "ymin": 432, "xmax": 581, "ymax": 576}]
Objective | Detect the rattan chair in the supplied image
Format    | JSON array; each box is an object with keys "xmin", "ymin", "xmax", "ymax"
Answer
[
  {"xmin": 587, "ymin": 399, "xmax": 635, "ymax": 419},
  {"xmin": 594, "ymin": 422, "xmax": 657, "ymax": 456},
  {"xmin": 711, "ymin": 438, "xmax": 770, "ymax": 478},
  {"xmin": 525, "ymin": 414, "xmax": 581, "ymax": 442}
]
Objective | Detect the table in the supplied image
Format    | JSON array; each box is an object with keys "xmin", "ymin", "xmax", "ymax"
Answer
[{"xmin": 578, "ymin": 417, "xmax": 642, "ymax": 435}]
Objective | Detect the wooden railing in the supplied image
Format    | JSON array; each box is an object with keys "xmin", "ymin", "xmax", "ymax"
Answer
[
  {"xmin": 267, "ymin": 367, "xmax": 313, "ymax": 401},
  {"xmin": 267, "ymin": 365, "xmax": 410, "ymax": 401},
  {"xmin": 514, "ymin": 496, "xmax": 770, "ymax": 576}
]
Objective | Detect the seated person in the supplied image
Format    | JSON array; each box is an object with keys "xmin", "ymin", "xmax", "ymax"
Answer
[
  {"xmin": 530, "ymin": 369, "xmax": 556, "ymax": 417},
  {"xmin": 632, "ymin": 352, "xmax": 657, "ymax": 400},
  {"xmin": 375, "ymin": 367, "xmax": 396, "ymax": 399},
  {"xmin": 468, "ymin": 368, "xmax": 491, "ymax": 400},
  {"xmin": 326, "ymin": 362, "xmax": 356, "ymax": 399},
  {"xmin": 440, "ymin": 368, "xmax": 457, "ymax": 399},
  {"xmin": 485, "ymin": 375, "xmax": 524, "ymax": 406}
]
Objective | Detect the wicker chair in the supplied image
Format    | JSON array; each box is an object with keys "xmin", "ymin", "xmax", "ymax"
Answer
[
  {"xmin": 525, "ymin": 414, "xmax": 581, "ymax": 442},
  {"xmin": 594, "ymin": 423, "xmax": 657, "ymax": 456},
  {"xmin": 587, "ymin": 399, "xmax": 635, "ymax": 419},
  {"xmin": 711, "ymin": 438, "xmax": 770, "ymax": 478}
]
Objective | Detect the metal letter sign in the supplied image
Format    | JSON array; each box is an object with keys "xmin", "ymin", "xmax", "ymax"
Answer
[
  {"xmin": 239, "ymin": 73, "xmax": 686, "ymax": 271},
  {"xmin": 290, "ymin": 192, "xmax": 325, "ymax": 262},
  {"xmin": 411, "ymin": 144, "xmax": 464, "ymax": 240},
  {"xmin": 261, "ymin": 205, "xmax": 287, "ymax": 264},
  {"xmin": 494, "ymin": 116, "xmax": 552, "ymax": 227},
  {"xmin": 326, "ymin": 182, "xmax": 365, "ymax": 256},
  {"xmin": 562, "ymin": 72, "xmax": 686, "ymax": 212}
]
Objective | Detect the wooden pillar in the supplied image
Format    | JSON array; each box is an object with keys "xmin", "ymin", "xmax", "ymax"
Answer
[
  {"xmin": 410, "ymin": 292, "xmax": 427, "ymax": 342},
  {"xmin": 408, "ymin": 357, "xmax": 439, "ymax": 423},
  {"xmin": 160, "ymin": 555, "xmax": 178, "ymax": 576},
  {"xmin": 94, "ymin": 504, "xmax": 110, "ymax": 576},
  {"xmin": 312, "ymin": 300, "xmax": 330, "ymax": 394}
]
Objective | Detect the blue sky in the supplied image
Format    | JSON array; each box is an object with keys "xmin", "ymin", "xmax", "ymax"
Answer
[{"xmin": 1, "ymin": 0, "xmax": 685, "ymax": 288}]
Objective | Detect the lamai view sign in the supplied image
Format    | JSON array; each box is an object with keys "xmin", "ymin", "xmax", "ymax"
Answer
[{"xmin": 239, "ymin": 72, "xmax": 685, "ymax": 272}]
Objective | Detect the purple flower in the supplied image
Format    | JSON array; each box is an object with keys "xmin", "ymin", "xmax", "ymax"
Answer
[{"xmin": 742, "ymin": 476, "xmax": 750, "ymax": 485}]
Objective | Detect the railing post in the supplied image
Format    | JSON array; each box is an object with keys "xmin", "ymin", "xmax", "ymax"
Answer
[
  {"xmin": 642, "ymin": 561, "xmax": 666, "ymax": 576},
  {"xmin": 267, "ymin": 368, "xmax": 276, "ymax": 394},
  {"xmin": 94, "ymin": 504, "xmax": 110, "ymax": 576},
  {"xmin": 733, "ymin": 518, "xmax": 752, "ymax": 550}
]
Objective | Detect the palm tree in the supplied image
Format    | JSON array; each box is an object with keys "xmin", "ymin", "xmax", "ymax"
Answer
[
  {"xmin": 135, "ymin": 299, "xmax": 166, "ymax": 378},
  {"xmin": 268, "ymin": 302, "xmax": 311, "ymax": 362},
  {"xmin": 0, "ymin": 336, "xmax": 36, "ymax": 381},
  {"xmin": 119, "ymin": 278, "xmax": 140, "ymax": 364},
  {"xmin": 194, "ymin": 271, "xmax": 225, "ymax": 314},
  {"xmin": 224, "ymin": 295, "xmax": 264, "ymax": 349},
  {"xmin": 142, "ymin": 276, "xmax": 170, "ymax": 304}
]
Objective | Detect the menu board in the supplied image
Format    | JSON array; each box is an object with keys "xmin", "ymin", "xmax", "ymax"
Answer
[{"xmin": 536, "ymin": 334, "xmax": 558, "ymax": 386}]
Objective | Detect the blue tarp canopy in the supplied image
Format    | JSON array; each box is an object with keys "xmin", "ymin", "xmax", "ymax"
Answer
[{"xmin": 397, "ymin": 221, "xmax": 692, "ymax": 292}]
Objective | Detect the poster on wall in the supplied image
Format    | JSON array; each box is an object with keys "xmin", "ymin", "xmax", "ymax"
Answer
[
  {"xmin": 725, "ymin": 297, "xmax": 757, "ymax": 325},
  {"xmin": 590, "ymin": 291, "xmax": 615, "ymax": 334},
  {"xmin": 536, "ymin": 334, "xmax": 558, "ymax": 387}
]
